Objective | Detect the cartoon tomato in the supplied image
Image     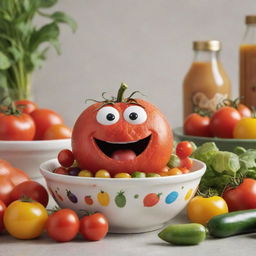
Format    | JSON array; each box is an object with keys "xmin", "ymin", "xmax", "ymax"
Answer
[
  {"xmin": 84, "ymin": 196, "xmax": 93, "ymax": 205},
  {"xmin": 97, "ymin": 191, "xmax": 110, "ymax": 206},
  {"xmin": 143, "ymin": 193, "xmax": 162, "ymax": 207},
  {"xmin": 72, "ymin": 84, "xmax": 173, "ymax": 175}
]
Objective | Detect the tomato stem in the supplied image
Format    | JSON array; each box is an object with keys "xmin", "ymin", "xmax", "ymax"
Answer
[{"xmin": 116, "ymin": 83, "xmax": 128, "ymax": 102}]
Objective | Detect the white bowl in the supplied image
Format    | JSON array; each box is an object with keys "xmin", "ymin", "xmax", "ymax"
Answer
[
  {"xmin": 0, "ymin": 139, "xmax": 71, "ymax": 179},
  {"xmin": 40, "ymin": 158, "xmax": 206, "ymax": 233}
]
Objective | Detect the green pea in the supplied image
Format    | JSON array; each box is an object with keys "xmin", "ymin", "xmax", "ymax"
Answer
[
  {"xmin": 131, "ymin": 171, "xmax": 146, "ymax": 178},
  {"xmin": 146, "ymin": 173, "xmax": 161, "ymax": 178},
  {"xmin": 158, "ymin": 223, "xmax": 207, "ymax": 245}
]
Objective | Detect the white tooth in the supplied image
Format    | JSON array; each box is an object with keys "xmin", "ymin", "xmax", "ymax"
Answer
[{"xmin": 105, "ymin": 140, "xmax": 139, "ymax": 144}]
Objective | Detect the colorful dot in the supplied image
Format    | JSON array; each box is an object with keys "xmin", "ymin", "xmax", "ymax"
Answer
[
  {"xmin": 185, "ymin": 189, "xmax": 193, "ymax": 201},
  {"xmin": 134, "ymin": 194, "xmax": 139, "ymax": 199},
  {"xmin": 165, "ymin": 191, "xmax": 179, "ymax": 204}
]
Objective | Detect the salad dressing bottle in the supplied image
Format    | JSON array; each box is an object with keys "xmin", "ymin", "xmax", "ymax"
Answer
[
  {"xmin": 240, "ymin": 16, "xmax": 256, "ymax": 107},
  {"xmin": 183, "ymin": 40, "xmax": 231, "ymax": 120}
]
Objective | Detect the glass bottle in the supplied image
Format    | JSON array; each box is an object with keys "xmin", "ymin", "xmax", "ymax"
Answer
[
  {"xmin": 183, "ymin": 40, "xmax": 231, "ymax": 120},
  {"xmin": 240, "ymin": 15, "xmax": 256, "ymax": 108}
]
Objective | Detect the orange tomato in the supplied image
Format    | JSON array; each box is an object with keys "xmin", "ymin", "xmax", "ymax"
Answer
[
  {"xmin": 43, "ymin": 124, "xmax": 71, "ymax": 140},
  {"xmin": 167, "ymin": 168, "xmax": 182, "ymax": 176}
]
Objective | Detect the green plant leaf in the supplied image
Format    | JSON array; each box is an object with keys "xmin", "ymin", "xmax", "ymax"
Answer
[
  {"xmin": 0, "ymin": 71, "xmax": 8, "ymax": 98},
  {"xmin": 29, "ymin": 22, "xmax": 60, "ymax": 52},
  {"xmin": 0, "ymin": 51, "xmax": 11, "ymax": 70},
  {"xmin": 8, "ymin": 46, "xmax": 23, "ymax": 62},
  {"xmin": 41, "ymin": 11, "xmax": 78, "ymax": 32},
  {"xmin": 38, "ymin": 0, "xmax": 58, "ymax": 8}
]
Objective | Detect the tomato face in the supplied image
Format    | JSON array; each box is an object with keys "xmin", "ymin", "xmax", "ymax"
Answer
[
  {"xmin": 80, "ymin": 213, "xmax": 109, "ymax": 241},
  {"xmin": 43, "ymin": 124, "xmax": 72, "ymax": 140},
  {"xmin": 187, "ymin": 196, "xmax": 228, "ymax": 225},
  {"xmin": 72, "ymin": 99, "xmax": 173, "ymax": 175},
  {"xmin": 184, "ymin": 113, "xmax": 211, "ymax": 137},
  {"xmin": 0, "ymin": 112, "xmax": 35, "ymax": 140},
  {"xmin": 46, "ymin": 209, "xmax": 79, "ymax": 242},
  {"xmin": 4, "ymin": 200, "xmax": 48, "ymax": 239},
  {"xmin": 30, "ymin": 109, "xmax": 64, "ymax": 140},
  {"xmin": 0, "ymin": 200, "xmax": 6, "ymax": 233},
  {"xmin": 210, "ymin": 107, "xmax": 241, "ymax": 138},
  {"xmin": 10, "ymin": 181, "xmax": 49, "ymax": 207},
  {"xmin": 222, "ymin": 178, "xmax": 256, "ymax": 211},
  {"xmin": 15, "ymin": 100, "xmax": 38, "ymax": 114},
  {"xmin": 233, "ymin": 118, "xmax": 256, "ymax": 139}
]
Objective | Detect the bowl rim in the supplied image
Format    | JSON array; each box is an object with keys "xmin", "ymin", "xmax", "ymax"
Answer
[
  {"xmin": 40, "ymin": 158, "xmax": 206, "ymax": 185},
  {"xmin": 174, "ymin": 126, "xmax": 256, "ymax": 142}
]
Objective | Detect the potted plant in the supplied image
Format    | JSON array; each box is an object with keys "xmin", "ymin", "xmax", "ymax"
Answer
[{"xmin": 0, "ymin": 0, "xmax": 77, "ymax": 101}]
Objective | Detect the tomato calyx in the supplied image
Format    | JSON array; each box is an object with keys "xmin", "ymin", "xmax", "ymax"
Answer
[
  {"xmin": 196, "ymin": 188, "xmax": 219, "ymax": 198},
  {"xmin": 192, "ymin": 106, "xmax": 211, "ymax": 117},
  {"xmin": 19, "ymin": 195, "xmax": 35, "ymax": 203},
  {"xmin": 0, "ymin": 99, "xmax": 22, "ymax": 116},
  {"xmin": 85, "ymin": 83, "xmax": 145, "ymax": 108}
]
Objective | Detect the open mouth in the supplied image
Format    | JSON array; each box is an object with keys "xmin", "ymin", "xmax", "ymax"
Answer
[{"xmin": 94, "ymin": 135, "xmax": 151, "ymax": 159}]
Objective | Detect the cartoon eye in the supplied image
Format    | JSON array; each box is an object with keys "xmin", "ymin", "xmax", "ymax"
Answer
[
  {"xmin": 123, "ymin": 106, "xmax": 147, "ymax": 124},
  {"xmin": 96, "ymin": 106, "xmax": 120, "ymax": 125}
]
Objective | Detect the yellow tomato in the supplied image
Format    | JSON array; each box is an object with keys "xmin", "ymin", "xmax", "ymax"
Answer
[
  {"xmin": 95, "ymin": 169, "xmax": 111, "ymax": 178},
  {"xmin": 4, "ymin": 200, "xmax": 48, "ymax": 239},
  {"xmin": 187, "ymin": 196, "xmax": 228, "ymax": 225},
  {"xmin": 97, "ymin": 191, "xmax": 110, "ymax": 206},
  {"xmin": 78, "ymin": 170, "xmax": 93, "ymax": 177},
  {"xmin": 167, "ymin": 168, "xmax": 182, "ymax": 176},
  {"xmin": 114, "ymin": 173, "xmax": 131, "ymax": 178},
  {"xmin": 233, "ymin": 118, "xmax": 256, "ymax": 139}
]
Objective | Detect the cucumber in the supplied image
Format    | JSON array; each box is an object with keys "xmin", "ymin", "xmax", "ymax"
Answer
[
  {"xmin": 207, "ymin": 209, "xmax": 256, "ymax": 238},
  {"xmin": 158, "ymin": 223, "xmax": 206, "ymax": 245}
]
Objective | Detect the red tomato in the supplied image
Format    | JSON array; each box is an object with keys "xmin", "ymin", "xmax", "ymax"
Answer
[
  {"xmin": 58, "ymin": 149, "xmax": 74, "ymax": 168},
  {"xmin": 43, "ymin": 124, "xmax": 72, "ymax": 140},
  {"xmin": 143, "ymin": 193, "xmax": 161, "ymax": 207},
  {"xmin": 179, "ymin": 167, "xmax": 190, "ymax": 174},
  {"xmin": 0, "ymin": 112, "xmax": 35, "ymax": 140},
  {"xmin": 210, "ymin": 106, "xmax": 241, "ymax": 138},
  {"xmin": 176, "ymin": 141, "xmax": 193, "ymax": 159},
  {"xmin": 30, "ymin": 109, "xmax": 64, "ymax": 140},
  {"xmin": 179, "ymin": 157, "xmax": 193, "ymax": 169},
  {"xmin": 0, "ymin": 200, "xmax": 6, "ymax": 233},
  {"xmin": 222, "ymin": 178, "xmax": 256, "ymax": 211},
  {"xmin": 46, "ymin": 209, "xmax": 79, "ymax": 242},
  {"xmin": 84, "ymin": 196, "xmax": 93, "ymax": 205},
  {"xmin": 184, "ymin": 113, "xmax": 211, "ymax": 137},
  {"xmin": 53, "ymin": 167, "xmax": 69, "ymax": 175},
  {"xmin": 15, "ymin": 100, "xmax": 38, "ymax": 114},
  {"xmin": 80, "ymin": 213, "xmax": 108, "ymax": 241},
  {"xmin": 237, "ymin": 103, "xmax": 252, "ymax": 118},
  {"xmin": 10, "ymin": 181, "xmax": 49, "ymax": 207}
]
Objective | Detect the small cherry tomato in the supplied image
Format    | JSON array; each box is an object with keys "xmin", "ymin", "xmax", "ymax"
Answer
[
  {"xmin": 80, "ymin": 213, "xmax": 109, "ymax": 241},
  {"xmin": 43, "ymin": 124, "xmax": 72, "ymax": 140},
  {"xmin": 10, "ymin": 181, "xmax": 49, "ymax": 207},
  {"xmin": 210, "ymin": 106, "xmax": 241, "ymax": 138},
  {"xmin": 95, "ymin": 169, "xmax": 111, "ymax": 178},
  {"xmin": 176, "ymin": 141, "xmax": 193, "ymax": 159},
  {"xmin": 131, "ymin": 171, "xmax": 146, "ymax": 178},
  {"xmin": 237, "ymin": 103, "xmax": 252, "ymax": 118},
  {"xmin": 68, "ymin": 167, "xmax": 81, "ymax": 176},
  {"xmin": 179, "ymin": 157, "xmax": 193, "ymax": 169},
  {"xmin": 58, "ymin": 149, "xmax": 74, "ymax": 168},
  {"xmin": 187, "ymin": 196, "xmax": 228, "ymax": 225},
  {"xmin": 15, "ymin": 100, "xmax": 38, "ymax": 114},
  {"xmin": 167, "ymin": 168, "xmax": 182, "ymax": 176},
  {"xmin": 78, "ymin": 170, "xmax": 93, "ymax": 177},
  {"xmin": 4, "ymin": 200, "xmax": 48, "ymax": 239},
  {"xmin": 179, "ymin": 167, "xmax": 190, "ymax": 174},
  {"xmin": 146, "ymin": 173, "xmax": 161, "ymax": 177},
  {"xmin": 184, "ymin": 113, "xmax": 211, "ymax": 137},
  {"xmin": 30, "ymin": 109, "xmax": 64, "ymax": 140},
  {"xmin": 53, "ymin": 167, "xmax": 69, "ymax": 175},
  {"xmin": 114, "ymin": 173, "xmax": 131, "ymax": 178},
  {"xmin": 46, "ymin": 209, "xmax": 79, "ymax": 242},
  {"xmin": 0, "ymin": 200, "xmax": 6, "ymax": 233}
]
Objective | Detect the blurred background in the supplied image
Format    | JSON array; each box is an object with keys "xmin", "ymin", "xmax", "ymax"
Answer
[{"xmin": 33, "ymin": 0, "xmax": 255, "ymax": 128}]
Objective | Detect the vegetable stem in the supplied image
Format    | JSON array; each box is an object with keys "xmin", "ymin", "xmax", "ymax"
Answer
[{"xmin": 117, "ymin": 83, "xmax": 128, "ymax": 102}]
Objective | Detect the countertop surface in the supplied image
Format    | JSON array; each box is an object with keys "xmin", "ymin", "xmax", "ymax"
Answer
[
  {"xmin": 1, "ymin": 179, "xmax": 256, "ymax": 256},
  {"xmin": 1, "ymin": 208, "xmax": 256, "ymax": 256}
]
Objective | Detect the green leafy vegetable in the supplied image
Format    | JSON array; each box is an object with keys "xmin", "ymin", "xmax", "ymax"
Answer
[{"xmin": 0, "ymin": 0, "xmax": 77, "ymax": 100}]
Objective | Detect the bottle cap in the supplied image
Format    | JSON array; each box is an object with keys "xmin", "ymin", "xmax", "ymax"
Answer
[
  {"xmin": 246, "ymin": 15, "xmax": 256, "ymax": 24},
  {"xmin": 193, "ymin": 40, "xmax": 221, "ymax": 51}
]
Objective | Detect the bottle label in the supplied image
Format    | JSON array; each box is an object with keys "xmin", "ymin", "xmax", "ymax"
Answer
[{"xmin": 192, "ymin": 92, "xmax": 228, "ymax": 113}]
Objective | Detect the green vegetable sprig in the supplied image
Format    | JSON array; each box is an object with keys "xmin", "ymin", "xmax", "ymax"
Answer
[{"xmin": 0, "ymin": 0, "xmax": 77, "ymax": 100}]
